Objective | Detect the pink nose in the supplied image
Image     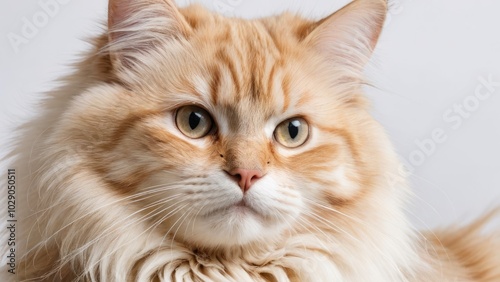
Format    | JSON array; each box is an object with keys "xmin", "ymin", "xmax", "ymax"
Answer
[{"xmin": 227, "ymin": 168, "xmax": 264, "ymax": 193}]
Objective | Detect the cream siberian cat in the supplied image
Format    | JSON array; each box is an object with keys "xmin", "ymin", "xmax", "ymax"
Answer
[{"xmin": 6, "ymin": 0, "xmax": 500, "ymax": 281}]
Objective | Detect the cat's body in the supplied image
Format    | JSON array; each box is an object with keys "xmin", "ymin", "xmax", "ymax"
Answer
[{"xmin": 6, "ymin": 0, "xmax": 499, "ymax": 281}]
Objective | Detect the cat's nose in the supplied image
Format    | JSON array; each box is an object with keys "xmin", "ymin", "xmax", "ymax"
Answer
[{"xmin": 227, "ymin": 168, "xmax": 264, "ymax": 193}]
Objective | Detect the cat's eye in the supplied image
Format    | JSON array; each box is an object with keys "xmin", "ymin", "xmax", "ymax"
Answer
[
  {"xmin": 175, "ymin": 106, "xmax": 214, "ymax": 139},
  {"xmin": 274, "ymin": 117, "xmax": 309, "ymax": 148}
]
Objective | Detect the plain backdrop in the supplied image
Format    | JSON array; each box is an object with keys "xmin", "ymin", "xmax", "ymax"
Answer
[{"xmin": 1, "ymin": 0, "xmax": 499, "ymax": 233}]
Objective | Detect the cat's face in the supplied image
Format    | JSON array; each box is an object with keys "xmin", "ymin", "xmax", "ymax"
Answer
[{"xmin": 62, "ymin": 0, "xmax": 388, "ymax": 248}]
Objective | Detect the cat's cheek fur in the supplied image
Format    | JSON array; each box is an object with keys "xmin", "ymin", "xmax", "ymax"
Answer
[
  {"xmin": 245, "ymin": 175, "xmax": 303, "ymax": 222},
  {"xmin": 277, "ymin": 127, "xmax": 364, "ymax": 201}
]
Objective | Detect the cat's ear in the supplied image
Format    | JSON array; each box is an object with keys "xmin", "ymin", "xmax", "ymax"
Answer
[
  {"xmin": 107, "ymin": 0, "xmax": 192, "ymax": 70},
  {"xmin": 304, "ymin": 0, "xmax": 387, "ymax": 72}
]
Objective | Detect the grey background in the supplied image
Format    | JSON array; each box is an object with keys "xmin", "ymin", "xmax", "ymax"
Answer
[{"xmin": 1, "ymin": 0, "xmax": 499, "ymax": 230}]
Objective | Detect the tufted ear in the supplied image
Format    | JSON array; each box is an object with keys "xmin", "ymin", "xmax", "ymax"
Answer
[
  {"xmin": 107, "ymin": 0, "xmax": 192, "ymax": 70},
  {"xmin": 304, "ymin": 0, "xmax": 387, "ymax": 73}
]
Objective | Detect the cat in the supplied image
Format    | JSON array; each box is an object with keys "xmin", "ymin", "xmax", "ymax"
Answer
[{"xmin": 5, "ymin": 0, "xmax": 499, "ymax": 281}]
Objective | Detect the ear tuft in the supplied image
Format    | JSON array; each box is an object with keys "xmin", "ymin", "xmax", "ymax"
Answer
[{"xmin": 107, "ymin": 0, "xmax": 192, "ymax": 70}]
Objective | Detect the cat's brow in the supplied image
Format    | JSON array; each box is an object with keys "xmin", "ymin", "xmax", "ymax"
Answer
[{"xmin": 215, "ymin": 48, "xmax": 241, "ymax": 95}]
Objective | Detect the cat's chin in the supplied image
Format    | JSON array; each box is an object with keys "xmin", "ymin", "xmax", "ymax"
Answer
[
  {"xmin": 201, "ymin": 199, "xmax": 261, "ymax": 219},
  {"xmin": 176, "ymin": 203, "xmax": 287, "ymax": 248}
]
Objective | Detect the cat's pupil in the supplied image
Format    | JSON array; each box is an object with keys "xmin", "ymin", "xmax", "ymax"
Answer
[
  {"xmin": 189, "ymin": 112, "xmax": 202, "ymax": 130},
  {"xmin": 288, "ymin": 120, "xmax": 300, "ymax": 139}
]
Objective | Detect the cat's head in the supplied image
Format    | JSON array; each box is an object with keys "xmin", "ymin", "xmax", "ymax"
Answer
[{"xmin": 57, "ymin": 0, "xmax": 392, "ymax": 249}]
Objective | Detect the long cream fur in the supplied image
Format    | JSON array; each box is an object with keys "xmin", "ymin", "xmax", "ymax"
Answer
[{"xmin": 1, "ymin": 0, "xmax": 499, "ymax": 281}]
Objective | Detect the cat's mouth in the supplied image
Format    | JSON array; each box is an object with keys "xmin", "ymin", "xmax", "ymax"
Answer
[{"xmin": 202, "ymin": 198, "xmax": 260, "ymax": 218}]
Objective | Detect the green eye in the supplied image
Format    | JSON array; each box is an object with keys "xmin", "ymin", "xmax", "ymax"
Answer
[
  {"xmin": 274, "ymin": 117, "xmax": 309, "ymax": 148},
  {"xmin": 175, "ymin": 106, "xmax": 213, "ymax": 139}
]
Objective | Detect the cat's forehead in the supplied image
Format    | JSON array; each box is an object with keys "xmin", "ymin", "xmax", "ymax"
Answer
[{"xmin": 185, "ymin": 18, "xmax": 316, "ymax": 125}]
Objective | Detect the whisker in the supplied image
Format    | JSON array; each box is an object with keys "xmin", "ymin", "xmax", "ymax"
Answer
[
  {"xmin": 170, "ymin": 205, "xmax": 198, "ymax": 249},
  {"xmin": 302, "ymin": 197, "xmax": 364, "ymax": 224},
  {"xmin": 24, "ymin": 193, "xmax": 184, "ymax": 265},
  {"xmin": 23, "ymin": 181, "xmax": 196, "ymax": 260},
  {"xmin": 72, "ymin": 200, "xmax": 191, "ymax": 281}
]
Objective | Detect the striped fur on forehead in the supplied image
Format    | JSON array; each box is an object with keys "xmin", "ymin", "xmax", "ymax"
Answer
[{"xmin": 199, "ymin": 25, "xmax": 282, "ymax": 106}]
